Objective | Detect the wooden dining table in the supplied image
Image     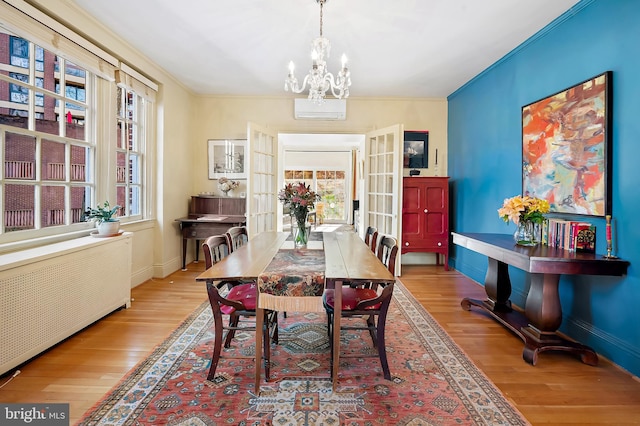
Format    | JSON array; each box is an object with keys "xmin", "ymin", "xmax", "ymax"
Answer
[{"xmin": 195, "ymin": 230, "xmax": 395, "ymax": 392}]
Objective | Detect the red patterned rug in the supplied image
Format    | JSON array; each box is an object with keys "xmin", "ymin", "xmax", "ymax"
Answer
[{"xmin": 78, "ymin": 280, "xmax": 529, "ymax": 425}]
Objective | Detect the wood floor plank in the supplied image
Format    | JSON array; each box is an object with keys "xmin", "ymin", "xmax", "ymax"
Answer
[{"xmin": 1, "ymin": 262, "xmax": 639, "ymax": 424}]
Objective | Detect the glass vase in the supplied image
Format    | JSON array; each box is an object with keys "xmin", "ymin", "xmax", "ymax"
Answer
[
  {"xmin": 514, "ymin": 221, "xmax": 539, "ymax": 246},
  {"xmin": 291, "ymin": 212, "xmax": 310, "ymax": 248}
]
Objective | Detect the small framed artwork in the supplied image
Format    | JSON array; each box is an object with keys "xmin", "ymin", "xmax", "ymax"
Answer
[
  {"xmin": 207, "ymin": 139, "xmax": 246, "ymax": 179},
  {"xmin": 522, "ymin": 71, "xmax": 612, "ymax": 216},
  {"xmin": 404, "ymin": 131, "xmax": 429, "ymax": 169}
]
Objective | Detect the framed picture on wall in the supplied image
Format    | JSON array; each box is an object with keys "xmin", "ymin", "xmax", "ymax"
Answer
[
  {"xmin": 404, "ymin": 131, "xmax": 429, "ymax": 169},
  {"xmin": 522, "ymin": 71, "xmax": 612, "ymax": 216},
  {"xmin": 207, "ymin": 139, "xmax": 246, "ymax": 179}
]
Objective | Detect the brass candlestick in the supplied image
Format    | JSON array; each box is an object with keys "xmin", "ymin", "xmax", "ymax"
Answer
[{"xmin": 603, "ymin": 214, "xmax": 618, "ymax": 259}]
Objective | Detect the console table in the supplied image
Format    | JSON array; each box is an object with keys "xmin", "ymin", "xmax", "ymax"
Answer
[{"xmin": 452, "ymin": 232, "xmax": 629, "ymax": 366}]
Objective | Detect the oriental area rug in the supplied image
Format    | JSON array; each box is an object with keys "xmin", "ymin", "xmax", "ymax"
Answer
[{"xmin": 78, "ymin": 280, "xmax": 529, "ymax": 425}]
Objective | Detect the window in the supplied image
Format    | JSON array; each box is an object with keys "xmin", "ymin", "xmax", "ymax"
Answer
[
  {"xmin": 1, "ymin": 32, "xmax": 94, "ymax": 237},
  {"xmin": 115, "ymin": 86, "xmax": 146, "ymax": 219},
  {"xmin": 0, "ymin": 8, "xmax": 154, "ymax": 246},
  {"xmin": 283, "ymin": 169, "xmax": 347, "ymax": 222}
]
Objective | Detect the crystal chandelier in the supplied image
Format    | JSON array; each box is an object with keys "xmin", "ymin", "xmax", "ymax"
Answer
[{"xmin": 284, "ymin": 0, "xmax": 351, "ymax": 103}]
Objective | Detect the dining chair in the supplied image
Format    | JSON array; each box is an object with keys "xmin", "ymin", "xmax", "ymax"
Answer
[
  {"xmin": 322, "ymin": 234, "xmax": 398, "ymax": 380},
  {"xmin": 202, "ymin": 235, "xmax": 277, "ymax": 381},
  {"xmin": 225, "ymin": 226, "xmax": 249, "ymax": 253},
  {"xmin": 364, "ymin": 226, "xmax": 377, "ymax": 253}
]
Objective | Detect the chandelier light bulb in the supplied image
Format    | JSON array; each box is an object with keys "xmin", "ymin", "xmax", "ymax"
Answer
[{"xmin": 341, "ymin": 54, "xmax": 347, "ymax": 68}]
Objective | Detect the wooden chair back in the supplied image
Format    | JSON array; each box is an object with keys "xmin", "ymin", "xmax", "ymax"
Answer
[
  {"xmin": 202, "ymin": 235, "xmax": 230, "ymax": 269},
  {"xmin": 225, "ymin": 226, "xmax": 248, "ymax": 253},
  {"xmin": 377, "ymin": 235, "xmax": 398, "ymax": 275},
  {"xmin": 364, "ymin": 226, "xmax": 378, "ymax": 253}
]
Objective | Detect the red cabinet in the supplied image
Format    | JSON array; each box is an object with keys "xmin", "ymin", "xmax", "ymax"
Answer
[{"xmin": 402, "ymin": 177, "xmax": 449, "ymax": 270}]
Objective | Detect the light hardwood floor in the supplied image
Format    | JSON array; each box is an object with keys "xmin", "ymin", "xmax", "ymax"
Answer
[{"xmin": 1, "ymin": 263, "xmax": 639, "ymax": 425}]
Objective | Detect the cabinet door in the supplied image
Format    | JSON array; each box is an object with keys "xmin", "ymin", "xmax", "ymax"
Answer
[
  {"xmin": 423, "ymin": 183, "xmax": 448, "ymax": 248},
  {"xmin": 401, "ymin": 183, "xmax": 424, "ymax": 247}
]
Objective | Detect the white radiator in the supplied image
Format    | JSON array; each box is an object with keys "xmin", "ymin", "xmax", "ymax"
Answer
[{"xmin": 0, "ymin": 233, "xmax": 132, "ymax": 375}]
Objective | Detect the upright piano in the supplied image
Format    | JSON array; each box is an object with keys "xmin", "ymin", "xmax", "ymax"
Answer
[{"xmin": 176, "ymin": 195, "xmax": 246, "ymax": 270}]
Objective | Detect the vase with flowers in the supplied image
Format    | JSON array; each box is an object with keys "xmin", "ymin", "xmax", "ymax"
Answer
[
  {"xmin": 278, "ymin": 182, "xmax": 321, "ymax": 248},
  {"xmin": 217, "ymin": 177, "xmax": 240, "ymax": 197},
  {"xmin": 498, "ymin": 195, "xmax": 550, "ymax": 246}
]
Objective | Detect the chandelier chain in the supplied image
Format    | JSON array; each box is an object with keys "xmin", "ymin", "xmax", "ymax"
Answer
[{"xmin": 319, "ymin": 0, "xmax": 324, "ymax": 37}]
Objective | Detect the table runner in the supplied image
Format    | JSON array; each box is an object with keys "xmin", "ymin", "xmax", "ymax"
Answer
[{"xmin": 257, "ymin": 248, "xmax": 326, "ymax": 312}]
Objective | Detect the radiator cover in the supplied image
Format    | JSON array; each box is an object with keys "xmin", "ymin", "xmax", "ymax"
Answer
[{"xmin": 0, "ymin": 233, "xmax": 132, "ymax": 375}]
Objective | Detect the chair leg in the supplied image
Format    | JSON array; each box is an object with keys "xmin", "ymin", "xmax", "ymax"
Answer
[
  {"xmin": 376, "ymin": 311, "xmax": 391, "ymax": 380},
  {"xmin": 207, "ymin": 308, "xmax": 225, "ymax": 381},
  {"xmin": 271, "ymin": 311, "xmax": 279, "ymax": 345},
  {"xmin": 263, "ymin": 311, "xmax": 271, "ymax": 381},
  {"xmin": 366, "ymin": 315, "xmax": 377, "ymax": 347},
  {"xmin": 224, "ymin": 314, "xmax": 240, "ymax": 348}
]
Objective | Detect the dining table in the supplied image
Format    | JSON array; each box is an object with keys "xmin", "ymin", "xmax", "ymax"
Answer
[{"xmin": 195, "ymin": 230, "xmax": 395, "ymax": 392}]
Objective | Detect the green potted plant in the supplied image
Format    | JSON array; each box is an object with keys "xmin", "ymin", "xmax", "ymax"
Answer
[{"xmin": 85, "ymin": 201, "xmax": 122, "ymax": 236}]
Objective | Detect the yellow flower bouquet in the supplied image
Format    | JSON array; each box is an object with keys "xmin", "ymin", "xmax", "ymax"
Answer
[
  {"xmin": 498, "ymin": 195, "xmax": 550, "ymax": 225},
  {"xmin": 498, "ymin": 195, "xmax": 550, "ymax": 246}
]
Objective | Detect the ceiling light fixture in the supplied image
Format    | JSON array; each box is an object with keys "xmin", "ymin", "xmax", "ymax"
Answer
[{"xmin": 284, "ymin": 0, "xmax": 351, "ymax": 103}]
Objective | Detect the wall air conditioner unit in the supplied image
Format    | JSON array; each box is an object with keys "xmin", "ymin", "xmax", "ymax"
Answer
[{"xmin": 294, "ymin": 98, "xmax": 347, "ymax": 120}]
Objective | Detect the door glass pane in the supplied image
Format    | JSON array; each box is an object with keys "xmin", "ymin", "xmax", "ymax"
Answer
[{"xmin": 317, "ymin": 170, "xmax": 346, "ymax": 221}]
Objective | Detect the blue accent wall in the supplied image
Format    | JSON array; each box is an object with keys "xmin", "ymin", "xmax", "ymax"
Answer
[{"xmin": 447, "ymin": 0, "xmax": 640, "ymax": 377}]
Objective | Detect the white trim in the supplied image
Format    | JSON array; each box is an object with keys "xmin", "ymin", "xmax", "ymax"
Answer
[{"xmin": 120, "ymin": 62, "xmax": 158, "ymax": 92}]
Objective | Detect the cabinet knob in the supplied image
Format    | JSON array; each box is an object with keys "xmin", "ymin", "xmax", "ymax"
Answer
[
  {"xmin": 437, "ymin": 242, "xmax": 442, "ymax": 247},
  {"xmin": 405, "ymin": 242, "xmax": 409, "ymax": 246},
  {"xmin": 424, "ymin": 209, "xmax": 428, "ymax": 213}
]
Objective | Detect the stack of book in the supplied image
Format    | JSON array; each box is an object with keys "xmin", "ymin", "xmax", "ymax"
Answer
[{"xmin": 542, "ymin": 218, "xmax": 596, "ymax": 253}]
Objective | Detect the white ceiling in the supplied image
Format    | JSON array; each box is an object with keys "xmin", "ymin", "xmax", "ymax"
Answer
[{"xmin": 70, "ymin": 0, "xmax": 580, "ymax": 98}]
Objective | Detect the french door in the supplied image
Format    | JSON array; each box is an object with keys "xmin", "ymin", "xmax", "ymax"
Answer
[
  {"xmin": 246, "ymin": 122, "xmax": 278, "ymax": 237},
  {"xmin": 364, "ymin": 124, "xmax": 404, "ymax": 272}
]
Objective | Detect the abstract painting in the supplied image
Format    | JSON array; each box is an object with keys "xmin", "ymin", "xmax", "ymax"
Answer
[{"xmin": 522, "ymin": 71, "xmax": 611, "ymax": 216}]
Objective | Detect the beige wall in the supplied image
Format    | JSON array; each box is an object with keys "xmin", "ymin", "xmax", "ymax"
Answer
[{"xmin": 192, "ymin": 96, "xmax": 448, "ymax": 195}]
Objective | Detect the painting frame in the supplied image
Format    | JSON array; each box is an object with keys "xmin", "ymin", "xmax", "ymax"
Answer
[
  {"xmin": 404, "ymin": 131, "xmax": 429, "ymax": 169},
  {"xmin": 207, "ymin": 139, "xmax": 247, "ymax": 179},
  {"xmin": 522, "ymin": 71, "xmax": 612, "ymax": 217}
]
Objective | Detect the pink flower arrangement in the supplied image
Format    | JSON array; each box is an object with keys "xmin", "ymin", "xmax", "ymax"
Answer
[{"xmin": 278, "ymin": 182, "xmax": 320, "ymax": 224}]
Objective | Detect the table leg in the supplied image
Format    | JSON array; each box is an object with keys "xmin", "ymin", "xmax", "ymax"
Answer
[
  {"xmin": 181, "ymin": 238, "xmax": 188, "ymax": 271},
  {"xmin": 461, "ymin": 260, "xmax": 598, "ymax": 366},
  {"xmin": 461, "ymin": 258, "xmax": 512, "ymax": 312},
  {"xmin": 194, "ymin": 239, "xmax": 200, "ymax": 263},
  {"xmin": 332, "ymin": 279, "xmax": 342, "ymax": 391},
  {"xmin": 255, "ymin": 306, "xmax": 264, "ymax": 393},
  {"xmin": 521, "ymin": 273, "xmax": 598, "ymax": 366}
]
